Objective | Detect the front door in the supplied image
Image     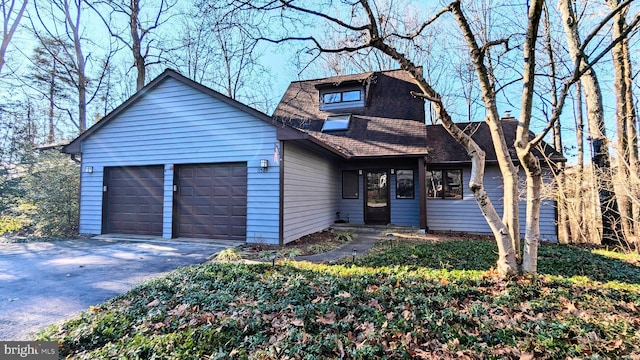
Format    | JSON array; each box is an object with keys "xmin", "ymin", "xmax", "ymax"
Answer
[{"xmin": 365, "ymin": 170, "xmax": 389, "ymax": 225}]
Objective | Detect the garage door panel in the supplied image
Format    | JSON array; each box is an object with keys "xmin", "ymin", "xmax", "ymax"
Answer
[
  {"xmin": 103, "ymin": 166, "xmax": 164, "ymax": 236},
  {"xmin": 174, "ymin": 163, "xmax": 247, "ymax": 240}
]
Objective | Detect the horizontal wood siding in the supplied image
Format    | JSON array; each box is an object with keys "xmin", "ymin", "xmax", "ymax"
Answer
[
  {"xmin": 337, "ymin": 177, "xmax": 364, "ymax": 224},
  {"xmin": 282, "ymin": 143, "xmax": 337, "ymax": 244},
  {"xmin": 78, "ymin": 166, "xmax": 104, "ymax": 235},
  {"xmin": 426, "ymin": 166, "xmax": 558, "ymax": 241},
  {"xmin": 79, "ymin": 77, "xmax": 280, "ymax": 243},
  {"xmin": 390, "ymin": 170, "xmax": 420, "ymax": 227}
]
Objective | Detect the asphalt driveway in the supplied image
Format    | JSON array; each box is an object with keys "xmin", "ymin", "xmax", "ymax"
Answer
[{"xmin": 0, "ymin": 237, "xmax": 236, "ymax": 340}]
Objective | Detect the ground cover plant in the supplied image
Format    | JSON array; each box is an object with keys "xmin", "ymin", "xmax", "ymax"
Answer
[{"xmin": 38, "ymin": 238, "xmax": 640, "ymax": 359}]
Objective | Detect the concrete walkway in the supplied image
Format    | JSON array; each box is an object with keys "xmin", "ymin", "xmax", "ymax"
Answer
[{"xmin": 296, "ymin": 226, "xmax": 397, "ymax": 263}]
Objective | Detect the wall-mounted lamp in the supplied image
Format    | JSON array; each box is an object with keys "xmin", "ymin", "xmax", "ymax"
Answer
[
  {"xmin": 260, "ymin": 159, "xmax": 269, "ymax": 173},
  {"xmin": 358, "ymin": 169, "xmax": 363, "ymax": 175},
  {"xmin": 390, "ymin": 169, "xmax": 395, "ymax": 174},
  {"xmin": 84, "ymin": 166, "xmax": 93, "ymax": 174}
]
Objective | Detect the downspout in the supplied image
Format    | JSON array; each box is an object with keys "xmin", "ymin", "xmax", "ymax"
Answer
[
  {"xmin": 70, "ymin": 153, "xmax": 81, "ymax": 163},
  {"xmin": 278, "ymin": 141, "xmax": 285, "ymax": 246}
]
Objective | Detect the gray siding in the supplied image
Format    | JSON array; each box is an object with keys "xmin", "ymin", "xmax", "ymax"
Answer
[
  {"xmin": 426, "ymin": 166, "xmax": 558, "ymax": 241},
  {"xmin": 282, "ymin": 142, "xmax": 338, "ymax": 244},
  {"xmin": 79, "ymin": 77, "xmax": 280, "ymax": 243}
]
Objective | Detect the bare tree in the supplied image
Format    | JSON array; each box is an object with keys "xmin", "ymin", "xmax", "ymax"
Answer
[
  {"xmin": 608, "ymin": 0, "xmax": 639, "ymax": 245},
  {"xmin": 32, "ymin": 0, "xmax": 112, "ymax": 133},
  {"xmin": 0, "ymin": 0, "xmax": 27, "ymax": 75},
  {"xmin": 89, "ymin": 0, "xmax": 177, "ymax": 90}
]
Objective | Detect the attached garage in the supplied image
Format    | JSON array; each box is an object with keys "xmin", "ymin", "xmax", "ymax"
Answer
[
  {"xmin": 173, "ymin": 163, "xmax": 247, "ymax": 240},
  {"xmin": 102, "ymin": 165, "xmax": 164, "ymax": 236}
]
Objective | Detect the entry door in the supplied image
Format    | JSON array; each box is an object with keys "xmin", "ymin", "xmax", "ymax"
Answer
[{"xmin": 365, "ymin": 170, "xmax": 390, "ymax": 225}]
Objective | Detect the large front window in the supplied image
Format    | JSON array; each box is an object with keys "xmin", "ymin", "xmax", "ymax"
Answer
[{"xmin": 426, "ymin": 169, "xmax": 462, "ymax": 199}]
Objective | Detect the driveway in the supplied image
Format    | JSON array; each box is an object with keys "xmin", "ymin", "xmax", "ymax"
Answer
[{"xmin": 0, "ymin": 237, "xmax": 237, "ymax": 340}]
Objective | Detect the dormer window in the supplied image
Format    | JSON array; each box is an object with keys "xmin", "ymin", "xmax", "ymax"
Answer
[
  {"xmin": 319, "ymin": 87, "xmax": 365, "ymax": 111},
  {"xmin": 322, "ymin": 114, "xmax": 351, "ymax": 132},
  {"xmin": 323, "ymin": 90, "xmax": 361, "ymax": 104}
]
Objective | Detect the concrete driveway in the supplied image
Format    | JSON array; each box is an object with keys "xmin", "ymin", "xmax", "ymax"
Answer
[{"xmin": 0, "ymin": 236, "xmax": 238, "ymax": 340}]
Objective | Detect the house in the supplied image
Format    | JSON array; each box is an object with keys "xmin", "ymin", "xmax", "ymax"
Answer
[{"xmin": 62, "ymin": 68, "xmax": 564, "ymax": 244}]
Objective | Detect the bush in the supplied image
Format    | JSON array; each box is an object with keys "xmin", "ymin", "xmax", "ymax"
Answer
[{"xmin": 22, "ymin": 151, "xmax": 79, "ymax": 236}]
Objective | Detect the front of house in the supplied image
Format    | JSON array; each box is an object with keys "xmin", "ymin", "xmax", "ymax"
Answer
[{"xmin": 63, "ymin": 68, "xmax": 563, "ymax": 245}]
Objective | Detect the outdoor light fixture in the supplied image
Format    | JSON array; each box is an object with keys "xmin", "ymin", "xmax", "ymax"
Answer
[
  {"xmin": 260, "ymin": 159, "xmax": 269, "ymax": 168},
  {"xmin": 352, "ymin": 248, "xmax": 357, "ymax": 263},
  {"xmin": 271, "ymin": 250, "xmax": 277, "ymax": 266},
  {"xmin": 84, "ymin": 166, "xmax": 93, "ymax": 174},
  {"xmin": 386, "ymin": 233, "xmax": 395, "ymax": 247}
]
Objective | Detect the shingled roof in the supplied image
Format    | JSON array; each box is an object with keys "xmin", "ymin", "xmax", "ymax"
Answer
[
  {"xmin": 425, "ymin": 120, "xmax": 566, "ymax": 163},
  {"xmin": 274, "ymin": 69, "xmax": 565, "ymax": 163},
  {"xmin": 273, "ymin": 69, "xmax": 428, "ymax": 158}
]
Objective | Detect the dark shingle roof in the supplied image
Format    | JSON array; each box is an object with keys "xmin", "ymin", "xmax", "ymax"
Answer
[
  {"xmin": 426, "ymin": 120, "xmax": 566, "ymax": 163},
  {"xmin": 273, "ymin": 69, "xmax": 428, "ymax": 158},
  {"xmin": 274, "ymin": 69, "xmax": 565, "ymax": 163}
]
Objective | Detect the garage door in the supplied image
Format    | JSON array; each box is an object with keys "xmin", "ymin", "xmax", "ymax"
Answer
[
  {"xmin": 103, "ymin": 166, "xmax": 164, "ymax": 236},
  {"xmin": 173, "ymin": 163, "xmax": 247, "ymax": 240}
]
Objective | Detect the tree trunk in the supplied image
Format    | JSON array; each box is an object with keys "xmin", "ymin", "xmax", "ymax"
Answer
[
  {"xmin": 64, "ymin": 0, "xmax": 87, "ymax": 133},
  {"xmin": 609, "ymin": 0, "xmax": 639, "ymax": 246},
  {"xmin": 516, "ymin": 0, "xmax": 544, "ymax": 274},
  {"xmin": 449, "ymin": 2, "xmax": 521, "ymax": 263},
  {"xmin": 130, "ymin": 0, "xmax": 145, "ymax": 90},
  {"xmin": 559, "ymin": 0, "xmax": 621, "ymax": 245}
]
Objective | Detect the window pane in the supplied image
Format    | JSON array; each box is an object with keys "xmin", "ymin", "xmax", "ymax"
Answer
[
  {"xmin": 425, "ymin": 170, "xmax": 442, "ymax": 198},
  {"xmin": 322, "ymin": 114, "xmax": 351, "ymax": 131},
  {"xmin": 342, "ymin": 170, "xmax": 359, "ymax": 199},
  {"xmin": 444, "ymin": 170, "xmax": 462, "ymax": 199},
  {"xmin": 323, "ymin": 93, "xmax": 341, "ymax": 104},
  {"xmin": 342, "ymin": 90, "xmax": 361, "ymax": 102},
  {"xmin": 396, "ymin": 170, "xmax": 414, "ymax": 199}
]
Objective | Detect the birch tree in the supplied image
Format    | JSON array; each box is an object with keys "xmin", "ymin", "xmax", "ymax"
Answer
[{"xmin": 1, "ymin": 0, "xmax": 27, "ymax": 75}]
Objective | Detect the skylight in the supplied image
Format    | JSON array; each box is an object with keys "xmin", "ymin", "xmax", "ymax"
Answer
[{"xmin": 322, "ymin": 114, "xmax": 351, "ymax": 132}]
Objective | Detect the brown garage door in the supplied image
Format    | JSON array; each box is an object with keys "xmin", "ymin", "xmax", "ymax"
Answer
[
  {"xmin": 103, "ymin": 166, "xmax": 164, "ymax": 236},
  {"xmin": 173, "ymin": 163, "xmax": 247, "ymax": 240}
]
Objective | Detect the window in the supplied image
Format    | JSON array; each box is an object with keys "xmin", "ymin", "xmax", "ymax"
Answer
[
  {"xmin": 322, "ymin": 89, "xmax": 361, "ymax": 104},
  {"xmin": 322, "ymin": 114, "xmax": 351, "ymax": 132},
  {"xmin": 426, "ymin": 169, "xmax": 462, "ymax": 199},
  {"xmin": 396, "ymin": 169, "xmax": 414, "ymax": 199},
  {"xmin": 342, "ymin": 170, "xmax": 359, "ymax": 199}
]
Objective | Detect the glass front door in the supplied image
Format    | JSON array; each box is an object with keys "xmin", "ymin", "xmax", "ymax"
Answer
[{"xmin": 365, "ymin": 170, "xmax": 389, "ymax": 225}]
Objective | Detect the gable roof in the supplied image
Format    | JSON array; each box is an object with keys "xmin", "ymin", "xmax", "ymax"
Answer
[
  {"xmin": 426, "ymin": 120, "xmax": 566, "ymax": 164},
  {"xmin": 273, "ymin": 69, "xmax": 428, "ymax": 158},
  {"xmin": 63, "ymin": 69, "xmax": 296, "ymax": 154}
]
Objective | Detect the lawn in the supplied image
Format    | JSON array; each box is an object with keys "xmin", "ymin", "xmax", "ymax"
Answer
[{"xmin": 38, "ymin": 237, "xmax": 640, "ymax": 359}]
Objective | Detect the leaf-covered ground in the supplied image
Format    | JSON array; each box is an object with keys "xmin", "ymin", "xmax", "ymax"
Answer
[{"xmin": 38, "ymin": 239, "xmax": 640, "ymax": 359}]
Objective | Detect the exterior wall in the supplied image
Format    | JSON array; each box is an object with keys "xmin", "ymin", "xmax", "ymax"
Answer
[
  {"xmin": 336, "ymin": 159, "xmax": 421, "ymax": 227},
  {"xmin": 78, "ymin": 77, "xmax": 280, "ymax": 243},
  {"xmin": 282, "ymin": 142, "xmax": 338, "ymax": 244},
  {"xmin": 426, "ymin": 165, "xmax": 558, "ymax": 241}
]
